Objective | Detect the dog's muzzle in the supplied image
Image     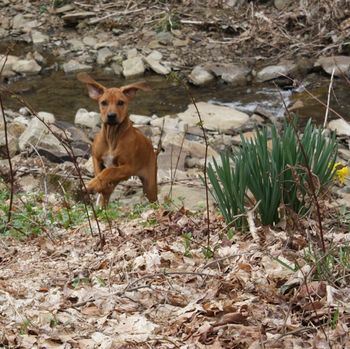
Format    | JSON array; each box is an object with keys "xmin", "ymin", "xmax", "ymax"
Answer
[{"xmin": 107, "ymin": 112, "xmax": 118, "ymax": 125}]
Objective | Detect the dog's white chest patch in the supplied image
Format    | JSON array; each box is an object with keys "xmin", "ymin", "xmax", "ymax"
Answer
[{"xmin": 102, "ymin": 154, "xmax": 115, "ymax": 168}]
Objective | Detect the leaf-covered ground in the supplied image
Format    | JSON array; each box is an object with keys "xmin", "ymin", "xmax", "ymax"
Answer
[{"xmin": 1, "ymin": 203, "xmax": 350, "ymax": 348}]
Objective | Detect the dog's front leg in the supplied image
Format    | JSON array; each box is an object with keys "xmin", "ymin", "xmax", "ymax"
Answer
[{"xmin": 86, "ymin": 165, "xmax": 133, "ymax": 194}]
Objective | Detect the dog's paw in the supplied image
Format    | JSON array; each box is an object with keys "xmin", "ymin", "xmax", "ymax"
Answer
[{"xmin": 86, "ymin": 177, "xmax": 105, "ymax": 193}]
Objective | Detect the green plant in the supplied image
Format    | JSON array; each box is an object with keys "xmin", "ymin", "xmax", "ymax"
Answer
[
  {"xmin": 157, "ymin": 11, "xmax": 180, "ymax": 32},
  {"xmin": 208, "ymin": 119, "xmax": 338, "ymax": 227},
  {"xmin": 207, "ymin": 152, "xmax": 248, "ymax": 229},
  {"xmin": 182, "ymin": 232, "xmax": 192, "ymax": 257}
]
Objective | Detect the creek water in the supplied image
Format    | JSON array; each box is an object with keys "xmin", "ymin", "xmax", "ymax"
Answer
[{"xmin": 2, "ymin": 67, "xmax": 350, "ymax": 125}]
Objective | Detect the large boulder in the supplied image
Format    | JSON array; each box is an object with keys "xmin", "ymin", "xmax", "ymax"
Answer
[
  {"xmin": 205, "ymin": 63, "xmax": 251, "ymax": 85},
  {"xmin": 256, "ymin": 61, "xmax": 296, "ymax": 82},
  {"xmin": 0, "ymin": 131, "xmax": 18, "ymax": 158},
  {"xmin": 177, "ymin": 102, "xmax": 249, "ymax": 133}
]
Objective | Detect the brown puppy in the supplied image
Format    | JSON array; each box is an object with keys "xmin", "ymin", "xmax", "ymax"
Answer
[{"xmin": 77, "ymin": 73, "xmax": 157, "ymax": 207}]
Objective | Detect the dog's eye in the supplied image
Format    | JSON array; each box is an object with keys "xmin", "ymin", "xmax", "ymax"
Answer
[
  {"xmin": 101, "ymin": 100, "xmax": 108, "ymax": 106},
  {"xmin": 117, "ymin": 100, "xmax": 125, "ymax": 106}
]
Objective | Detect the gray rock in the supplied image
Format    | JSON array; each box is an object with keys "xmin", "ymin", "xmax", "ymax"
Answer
[
  {"xmin": 144, "ymin": 55, "xmax": 171, "ymax": 75},
  {"xmin": 122, "ymin": 56, "xmax": 145, "ymax": 78},
  {"xmin": 82, "ymin": 36, "xmax": 97, "ymax": 47},
  {"xmin": 62, "ymin": 11, "xmax": 95, "ymax": 25},
  {"xmin": 147, "ymin": 50, "xmax": 163, "ymax": 61},
  {"xmin": 256, "ymin": 61, "xmax": 296, "ymax": 82},
  {"xmin": 74, "ymin": 108, "xmax": 100, "ymax": 128},
  {"xmin": 206, "ymin": 63, "xmax": 250, "ymax": 85},
  {"xmin": 12, "ymin": 14, "xmax": 39, "ymax": 31},
  {"xmin": 18, "ymin": 107, "xmax": 31, "ymax": 117},
  {"xmin": 0, "ymin": 131, "xmax": 18, "ymax": 157},
  {"xmin": 32, "ymin": 51, "xmax": 45, "ymax": 64},
  {"xmin": 178, "ymin": 102, "xmax": 249, "ymax": 133},
  {"xmin": 150, "ymin": 115, "xmax": 182, "ymax": 133},
  {"xmin": 0, "ymin": 28, "xmax": 7, "ymax": 39},
  {"xmin": 274, "ymin": 0, "xmax": 292, "ymax": 10},
  {"xmin": 19, "ymin": 118, "xmax": 66, "ymax": 154},
  {"xmin": 188, "ymin": 65, "xmax": 215, "ymax": 86},
  {"xmin": 67, "ymin": 38, "xmax": 85, "ymax": 51},
  {"xmin": 156, "ymin": 31, "xmax": 173, "ymax": 45},
  {"xmin": 55, "ymin": 4, "xmax": 75, "ymax": 14},
  {"xmin": 127, "ymin": 48, "xmax": 139, "ymax": 59},
  {"xmin": 8, "ymin": 122, "xmax": 26, "ymax": 138},
  {"xmin": 315, "ymin": 56, "xmax": 350, "ymax": 78},
  {"xmin": 12, "ymin": 59, "xmax": 41, "ymax": 75},
  {"xmin": 31, "ymin": 30, "xmax": 49, "ymax": 44},
  {"xmin": 0, "ymin": 55, "xmax": 19, "ymax": 76},
  {"xmin": 328, "ymin": 119, "xmax": 350, "ymax": 137},
  {"xmin": 62, "ymin": 59, "xmax": 92, "ymax": 73},
  {"xmin": 97, "ymin": 47, "xmax": 113, "ymax": 65},
  {"xmin": 111, "ymin": 62, "xmax": 123, "ymax": 76}
]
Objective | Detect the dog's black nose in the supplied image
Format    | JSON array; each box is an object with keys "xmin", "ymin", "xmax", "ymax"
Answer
[{"xmin": 107, "ymin": 112, "xmax": 117, "ymax": 124}]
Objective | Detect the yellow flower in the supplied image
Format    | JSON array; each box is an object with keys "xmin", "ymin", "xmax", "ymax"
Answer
[{"xmin": 333, "ymin": 162, "xmax": 349, "ymax": 185}]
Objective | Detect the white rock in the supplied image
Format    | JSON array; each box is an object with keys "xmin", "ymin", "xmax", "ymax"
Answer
[
  {"xmin": 31, "ymin": 30, "xmax": 49, "ymax": 44},
  {"xmin": 178, "ymin": 102, "xmax": 249, "ymax": 133},
  {"xmin": 62, "ymin": 59, "xmax": 92, "ymax": 73},
  {"xmin": 328, "ymin": 119, "xmax": 350, "ymax": 137},
  {"xmin": 12, "ymin": 59, "xmax": 41, "ymax": 75},
  {"xmin": 188, "ymin": 65, "xmax": 215, "ymax": 86},
  {"xmin": 315, "ymin": 56, "xmax": 350, "ymax": 78},
  {"xmin": 19, "ymin": 107, "xmax": 31, "ymax": 117},
  {"xmin": 82, "ymin": 36, "xmax": 97, "ymax": 47},
  {"xmin": 127, "ymin": 48, "xmax": 139, "ymax": 59},
  {"xmin": 147, "ymin": 50, "xmax": 163, "ymax": 61},
  {"xmin": 13, "ymin": 115, "xmax": 30, "ymax": 126},
  {"xmin": 122, "ymin": 56, "xmax": 145, "ymax": 78},
  {"xmin": 256, "ymin": 62, "xmax": 295, "ymax": 82},
  {"xmin": 37, "ymin": 112, "xmax": 55, "ymax": 124},
  {"xmin": 144, "ymin": 56, "xmax": 171, "ymax": 75},
  {"xmin": 130, "ymin": 114, "xmax": 152, "ymax": 125},
  {"xmin": 67, "ymin": 39, "xmax": 85, "ymax": 51},
  {"xmin": 74, "ymin": 108, "xmax": 100, "ymax": 128}
]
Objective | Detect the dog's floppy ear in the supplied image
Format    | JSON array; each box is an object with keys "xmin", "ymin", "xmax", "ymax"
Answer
[
  {"xmin": 121, "ymin": 82, "xmax": 151, "ymax": 100},
  {"xmin": 77, "ymin": 72, "xmax": 105, "ymax": 100}
]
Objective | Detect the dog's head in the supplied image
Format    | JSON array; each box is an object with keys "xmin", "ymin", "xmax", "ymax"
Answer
[{"xmin": 77, "ymin": 73, "xmax": 151, "ymax": 126}]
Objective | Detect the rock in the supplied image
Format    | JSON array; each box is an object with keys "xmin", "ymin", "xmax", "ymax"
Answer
[
  {"xmin": 231, "ymin": 131, "xmax": 257, "ymax": 145},
  {"xmin": 206, "ymin": 63, "xmax": 250, "ymax": 85},
  {"xmin": 274, "ymin": 0, "xmax": 292, "ymax": 10},
  {"xmin": 74, "ymin": 108, "xmax": 100, "ymax": 128},
  {"xmin": 147, "ymin": 50, "xmax": 163, "ymax": 61},
  {"xmin": 188, "ymin": 65, "xmax": 215, "ymax": 86},
  {"xmin": 111, "ymin": 62, "xmax": 123, "ymax": 76},
  {"xmin": 67, "ymin": 38, "xmax": 85, "ymax": 51},
  {"xmin": 0, "ymin": 55, "xmax": 19, "ymax": 74},
  {"xmin": 62, "ymin": 59, "xmax": 92, "ymax": 73},
  {"xmin": 55, "ymin": 4, "xmax": 75, "ymax": 14},
  {"xmin": 178, "ymin": 102, "xmax": 249, "ymax": 133},
  {"xmin": 31, "ymin": 51, "xmax": 45, "ymax": 64},
  {"xmin": 18, "ymin": 107, "xmax": 31, "ymax": 117},
  {"xmin": 37, "ymin": 112, "xmax": 55, "ymax": 124},
  {"xmin": 315, "ymin": 56, "xmax": 350, "ymax": 78},
  {"xmin": 130, "ymin": 114, "xmax": 152, "ymax": 125},
  {"xmin": 31, "ymin": 30, "xmax": 49, "ymax": 44},
  {"xmin": 17, "ymin": 175, "xmax": 40, "ymax": 192},
  {"xmin": 144, "ymin": 55, "xmax": 171, "ymax": 75},
  {"xmin": 12, "ymin": 59, "xmax": 41, "ymax": 75},
  {"xmin": 150, "ymin": 115, "xmax": 182, "ymax": 133},
  {"xmin": 8, "ymin": 122, "xmax": 26, "ymax": 138},
  {"xmin": 328, "ymin": 119, "xmax": 350, "ymax": 137},
  {"xmin": 127, "ymin": 48, "xmax": 139, "ymax": 59},
  {"xmin": 82, "ymin": 36, "xmax": 97, "ymax": 47},
  {"xmin": 0, "ymin": 28, "xmax": 7, "ymax": 39},
  {"xmin": 96, "ymin": 47, "xmax": 113, "ymax": 65},
  {"xmin": 338, "ymin": 148, "xmax": 350, "ymax": 161},
  {"xmin": 62, "ymin": 12, "xmax": 95, "ymax": 25},
  {"xmin": 156, "ymin": 31, "xmax": 173, "ymax": 45},
  {"xmin": 159, "ymin": 183, "xmax": 214, "ymax": 210},
  {"xmin": 0, "ymin": 131, "xmax": 18, "ymax": 157},
  {"xmin": 19, "ymin": 118, "xmax": 67, "ymax": 161},
  {"xmin": 256, "ymin": 61, "xmax": 296, "ymax": 82},
  {"xmin": 157, "ymin": 144, "xmax": 188, "ymax": 171},
  {"xmin": 173, "ymin": 38, "xmax": 189, "ymax": 47},
  {"xmin": 122, "ymin": 56, "xmax": 145, "ymax": 78},
  {"xmin": 12, "ymin": 14, "xmax": 39, "ymax": 31},
  {"xmin": 83, "ymin": 156, "xmax": 94, "ymax": 175}
]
